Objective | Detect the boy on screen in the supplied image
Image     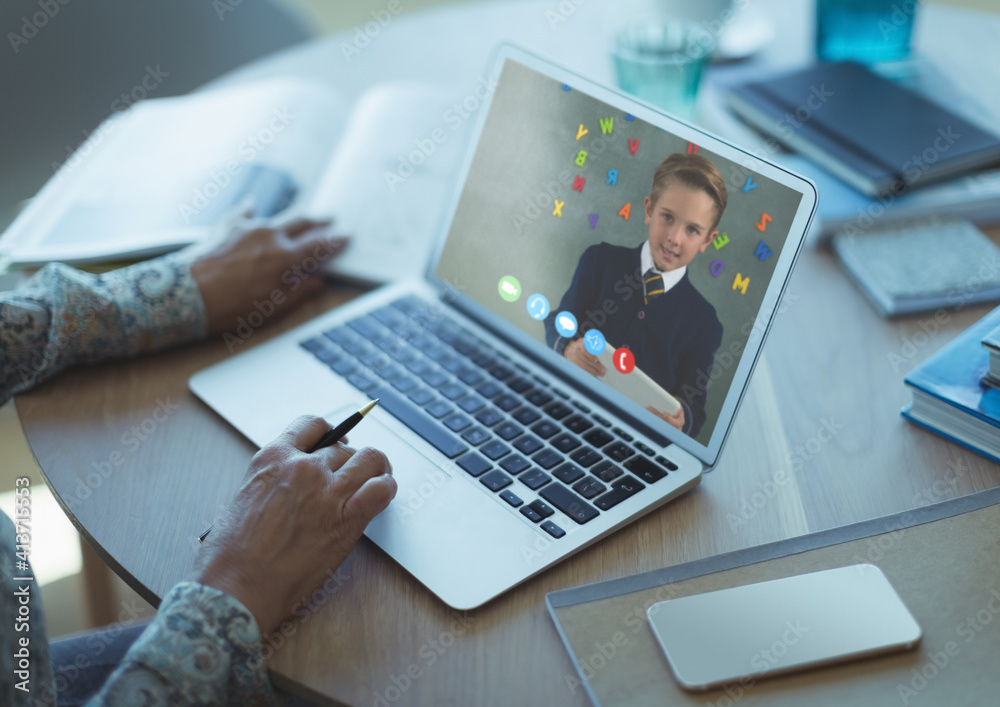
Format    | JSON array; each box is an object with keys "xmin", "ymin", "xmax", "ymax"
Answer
[{"xmin": 544, "ymin": 153, "xmax": 726, "ymax": 437}]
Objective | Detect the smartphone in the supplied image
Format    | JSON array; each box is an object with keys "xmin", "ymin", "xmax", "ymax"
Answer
[{"xmin": 646, "ymin": 564, "xmax": 922, "ymax": 691}]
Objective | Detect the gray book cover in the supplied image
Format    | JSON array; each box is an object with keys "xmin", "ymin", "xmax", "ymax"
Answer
[{"xmin": 832, "ymin": 218, "xmax": 1000, "ymax": 316}]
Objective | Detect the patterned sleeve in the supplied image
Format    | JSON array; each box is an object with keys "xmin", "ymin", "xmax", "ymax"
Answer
[
  {"xmin": 87, "ymin": 582, "xmax": 275, "ymax": 706},
  {"xmin": 0, "ymin": 254, "xmax": 208, "ymax": 406}
]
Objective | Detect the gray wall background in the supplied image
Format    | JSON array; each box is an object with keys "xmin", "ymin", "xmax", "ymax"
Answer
[{"xmin": 437, "ymin": 60, "xmax": 802, "ymax": 445}]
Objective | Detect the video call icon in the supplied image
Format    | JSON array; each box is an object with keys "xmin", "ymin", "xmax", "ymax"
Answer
[
  {"xmin": 526, "ymin": 293, "xmax": 550, "ymax": 321},
  {"xmin": 583, "ymin": 329, "xmax": 606, "ymax": 355},
  {"xmin": 498, "ymin": 275, "xmax": 521, "ymax": 302},
  {"xmin": 555, "ymin": 311, "xmax": 578, "ymax": 338}
]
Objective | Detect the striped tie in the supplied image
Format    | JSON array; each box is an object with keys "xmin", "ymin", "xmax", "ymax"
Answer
[{"xmin": 643, "ymin": 268, "xmax": 664, "ymax": 305}]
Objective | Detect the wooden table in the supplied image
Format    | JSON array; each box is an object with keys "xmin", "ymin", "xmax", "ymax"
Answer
[{"xmin": 17, "ymin": 1, "xmax": 1000, "ymax": 705}]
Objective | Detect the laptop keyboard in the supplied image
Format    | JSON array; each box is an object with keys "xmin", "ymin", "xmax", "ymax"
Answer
[{"xmin": 299, "ymin": 295, "xmax": 678, "ymax": 540}]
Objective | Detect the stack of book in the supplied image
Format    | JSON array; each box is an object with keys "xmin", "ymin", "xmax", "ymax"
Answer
[{"xmin": 903, "ymin": 306, "xmax": 1000, "ymax": 462}]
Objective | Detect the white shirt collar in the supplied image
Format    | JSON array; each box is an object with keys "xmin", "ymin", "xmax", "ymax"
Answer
[{"xmin": 641, "ymin": 241, "xmax": 686, "ymax": 294}]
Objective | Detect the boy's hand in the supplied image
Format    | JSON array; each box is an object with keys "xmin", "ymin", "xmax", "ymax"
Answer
[
  {"xmin": 565, "ymin": 339, "xmax": 606, "ymax": 377},
  {"xmin": 648, "ymin": 404, "xmax": 685, "ymax": 432}
]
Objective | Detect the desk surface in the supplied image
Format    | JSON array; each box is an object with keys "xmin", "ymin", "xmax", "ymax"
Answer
[{"xmin": 17, "ymin": 1, "xmax": 1000, "ymax": 705}]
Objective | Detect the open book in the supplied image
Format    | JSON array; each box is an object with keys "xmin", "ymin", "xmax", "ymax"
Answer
[{"xmin": 0, "ymin": 78, "xmax": 464, "ymax": 285}]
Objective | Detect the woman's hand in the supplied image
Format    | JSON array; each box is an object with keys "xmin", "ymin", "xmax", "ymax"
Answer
[
  {"xmin": 193, "ymin": 416, "xmax": 397, "ymax": 635},
  {"xmin": 564, "ymin": 338, "xmax": 606, "ymax": 377},
  {"xmin": 190, "ymin": 216, "xmax": 348, "ymax": 335}
]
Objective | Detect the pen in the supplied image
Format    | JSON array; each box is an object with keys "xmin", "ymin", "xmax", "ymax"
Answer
[
  {"xmin": 197, "ymin": 398, "xmax": 380, "ymax": 542},
  {"xmin": 309, "ymin": 398, "xmax": 379, "ymax": 452}
]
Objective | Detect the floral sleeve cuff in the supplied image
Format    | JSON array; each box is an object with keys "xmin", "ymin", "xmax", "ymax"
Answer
[
  {"xmin": 0, "ymin": 254, "xmax": 208, "ymax": 404},
  {"xmin": 87, "ymin": 582, "xmax": 275, "ymax": 706}
]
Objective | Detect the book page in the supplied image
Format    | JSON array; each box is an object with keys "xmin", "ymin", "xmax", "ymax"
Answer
[
  {"xmin": 304, "ymin": 82, "xmax": 467, "ymax": 286},
  {"xmin": 1, "ymin": 78, "xmax": 346, "ymax": 266}
]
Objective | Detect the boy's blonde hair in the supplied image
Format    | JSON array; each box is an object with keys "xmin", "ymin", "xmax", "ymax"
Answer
[{"xmin": 650, "ymin": 153, "xmax": 728, "ymax": 232}]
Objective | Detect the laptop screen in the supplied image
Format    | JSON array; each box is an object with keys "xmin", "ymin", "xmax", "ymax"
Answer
[{"xmin": 434, "ymin": 56, "xmax": 808, "ymax": 454}]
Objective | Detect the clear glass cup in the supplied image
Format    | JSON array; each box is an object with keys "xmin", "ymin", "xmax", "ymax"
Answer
[
  {"xmin": 815, "ymin": 0, "xmax": 918, "ymax": 64},
  {"xmin": 611, "ymin": 20, "xmax": 715, "ymax": 122}
]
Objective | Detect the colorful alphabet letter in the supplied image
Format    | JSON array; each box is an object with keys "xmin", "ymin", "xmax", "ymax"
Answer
[
  {"xmin": 618, "ymin": 203, "xmax": 631, "ymax": 221},
  {"xmin": 628, "ymin": 138, "xmax": 639, "ymax": 156},
  {"xmin": 733, "ymin": 273, "xmax": 749, "ymax": 295},
  {"xmin": 575, "ymin": 150, "xmax": 587, "ymax": 167},
  {"xmin": 743, "ymin": 177, "xmax": 757, "ymax": 193},
  {"xmin": 573, "ymin": 175, "xmax": 586, "ymax": 193},
  {"xmin": 576, "ymin": 124, "xmax": 588, "ymax": 140},
  {"xmin": 589, "ymin": 213, "xmax": 599, "ymax": 229},
  {"xmin": 607, "ymin": 169, "xmax": 618, "ymax": 186},
  {"xmin": 599, "ymin": 117, "xmax": 614, "ymax": 135},
  {"xmin": 686, "ymin": 142, "xmax": 699, "ymax": 155},
  {"xmin": 710, "ymin": 260, "xmax": 724, "ymax": 277},
  {"xmin": 755, "ymin": 213, "xmax": 772, "ymax": 231},
  {"xmin": 713, "ymin": 233, "xmax": 729, "ymax": 250},
  {"xmin": 754, "ymin": 240, "xmax": 773, "ymax": 261},
  {"xmin": 553, "ymin": 200, "xmax": 564, "ymax": 217}
]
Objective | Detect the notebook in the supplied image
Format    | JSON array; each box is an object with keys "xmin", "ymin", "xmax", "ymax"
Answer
[
  {"xmin": 979, "ymin": 321, "xmax": 1000, "ymax": 389},
  {"xmin": 0, "ymin": 79, "xmax": 461, "ymax": 286},
  {"xmin": 832, "ymin": 217, "xmax": 1000, "ymax": 317},
  {"xmin": 189, "ymin": 44, "xmax": 817, "ymax": 609},
  {"xmin": 726, "ymin": 62, "xmax": 1000, "ymax": 198},
  {"xmin": 903, "ymin": 305, "xmax": 1000, "ymax": 464}
]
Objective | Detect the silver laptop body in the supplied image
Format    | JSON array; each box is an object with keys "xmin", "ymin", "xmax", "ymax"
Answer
[{"xmin": 190, "ymin": 45, "xmax": 817, "ymax": 609}]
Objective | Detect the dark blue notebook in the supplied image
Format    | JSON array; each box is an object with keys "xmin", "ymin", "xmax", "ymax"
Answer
[
  {"xmin": 727, "ymin": 62, "xmax": 1000, "ymax": 197},
  {"xmin": 903, "ymin": 306, "xmax": 1000, "ymax": 463}
]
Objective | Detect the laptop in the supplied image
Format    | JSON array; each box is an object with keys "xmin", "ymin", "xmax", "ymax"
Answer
[{"xmin": 189, "ymin": 44, "xmax": 817, "ymax": 610}]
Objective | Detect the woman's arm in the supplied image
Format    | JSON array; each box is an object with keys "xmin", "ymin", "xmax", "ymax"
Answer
[
  {"xmin": 0, "ymin": 217, "xmax": 342, "ymax": 406},
  {"xmin": 0, "ymin": 256, "xmax": 207, "ymax": 406},
  {"xmin": 88, "ymin": 416, "xmax": 396, "ymax": 706}
]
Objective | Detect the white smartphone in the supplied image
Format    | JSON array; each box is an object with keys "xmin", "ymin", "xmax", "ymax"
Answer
[{"xmin": 646, "ymin": 564, "xmax": 922, "ymax": 691}]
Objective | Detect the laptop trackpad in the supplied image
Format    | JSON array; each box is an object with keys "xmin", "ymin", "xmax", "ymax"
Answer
[
  {"xmin": 323, "ymin": 404, "xmax": 455, "ymax": 494},
  {"xmin": 326, "ymin": 407, "xmax": 541, "ymax": 609}
]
